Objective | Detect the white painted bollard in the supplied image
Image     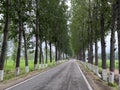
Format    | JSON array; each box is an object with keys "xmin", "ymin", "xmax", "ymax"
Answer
[
  {"xmin": 95, "ymin": 66, "xmax": 99, "ymax": 74},
  {"xmin": 25, "ymin": 66, "xmax": 29, "ymax": 73},
  {"xmin": 93, "ymin": 65, "xmax": 95, "ymax": 73},
  {"xmin": 56, "ymin": 61, "xmax": 59, "ymax": 64},
  {"xmin": 0, "ymin": 70, "xmax": 4, "ymax": 81},
  {"xmin": 34, "ymin": 64, "xmax": 38, "ymax": 70},
  {"xmin": 60, "ymin": 60, "xmax": 62, "ymax": 63},
  {"xmin": 45, "ymin": 64, "xmax": 48, "ymax": 67},
  {"xmin": 89, "ymin": 64, "xmax": 92, "ymax": 71},
  {"xmin": 119, "ymin": 74, "xmax": 120, "ymax": 88},
  {"xmin": 16, "ymin": 67, "xmax": 20, "ymax": 76},
  {"xmin": 102, "ymin": 69, "xmax": 107, "ymax": 81},
  {"xmin": 109, "ymin": 71, "xmax": 114, "ymax": 83},
  {"xmin": 91, "ymin": 64, "xmax": 94, "ymax": 72},
  {"xmin": 41, "ymin": 64, "xmax": 44, "ymax": 68}
]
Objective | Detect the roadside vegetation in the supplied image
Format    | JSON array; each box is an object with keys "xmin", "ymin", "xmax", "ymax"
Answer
[
  {"xmin": 70, "ymin": 0, "xmax": 120, "ymax": 88},
  {"xmin": 0, "ymin": 0, "xmax": 72, "ymax": 81},
  {"xmin": 3, "ymin": 58, "xmax": 60, "ymax": 81}
]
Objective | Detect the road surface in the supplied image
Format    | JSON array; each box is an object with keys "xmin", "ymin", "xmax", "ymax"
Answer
[{"xmin": 5, "ymin": 60, "xmax": 92, "ymax": 90}]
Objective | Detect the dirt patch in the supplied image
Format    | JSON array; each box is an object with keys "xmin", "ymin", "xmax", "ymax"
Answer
[{"xmin": 77, "ymin": 61, "xmax": 118, "ymax": 90}]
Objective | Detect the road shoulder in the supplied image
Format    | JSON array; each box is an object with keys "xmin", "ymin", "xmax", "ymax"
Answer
[
  {"xmin": 0, "ymin": 62, "xmax": 65, "ymax": 90},
  {"xmin": 77, "ymin": 61, "xmax": 117, "ymax": 90}
]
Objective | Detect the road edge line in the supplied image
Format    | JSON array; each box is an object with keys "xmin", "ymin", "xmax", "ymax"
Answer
[
  {"xmin": 76, "ymin": 62, "xmax": 93, "ymax": 90},
  {"xmin": 5, "ymin": 61, "xmax": 69, "ymax": 90}
]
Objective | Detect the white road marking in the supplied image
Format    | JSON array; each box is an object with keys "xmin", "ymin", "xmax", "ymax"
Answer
[
  {"xmin": 75, "ymin": 61, "xmax": 93, "ymax": 90},
  {"xmin": 5, "ymin": 60, "xmax": 92, "ymax": 90},
  {"xmin": 5, "ymin": 62, "xmax": 69, "ymax": 90}
]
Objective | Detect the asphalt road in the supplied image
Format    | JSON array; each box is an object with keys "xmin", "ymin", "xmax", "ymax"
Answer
[{"xmin": 5, "ymin": 60, "xmax": 92, "ymax": 90}]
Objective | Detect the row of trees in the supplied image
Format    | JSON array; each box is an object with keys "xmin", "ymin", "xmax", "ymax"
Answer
[
  {"xmin": 70, "ymin": 0, "xmax": 120, "ymax": 85},
  {"xmin": 0, "ymin": 0, "xmax": 72, "ymax": 81}
]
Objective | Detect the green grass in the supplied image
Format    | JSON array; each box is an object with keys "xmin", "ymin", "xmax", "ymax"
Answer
[
  {"xmin": 108, "ymin": 82, "xmax": 117, "ymax": 87},
  {"xmin": 98, "ymin": 59, "xmax": 119, "ymax": 69},
  {"xmin": 2, "ymin": 58, "xmax": 59, "ymax": 81}
]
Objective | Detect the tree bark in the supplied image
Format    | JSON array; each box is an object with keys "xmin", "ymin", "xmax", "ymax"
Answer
[
  {"xmin": 90, "ymin": 42, "xmax": 93, "ymax": 64},
  {"xmin": 34, "ymin": 0, "xmax": 39, "ymax": 69},
  {"xmin": 94, "ymin": 4, "xmax": 98, "ymax": 67},
  {"xmin": 23, "ymin": 27, "xmax": 29, "ymax": 73},
  {"xmin": 110, "ymin": 4, "xmax": 116, "ymax": 72},
  {"xmin": 16, "ymin": 14, "xmax": 22, "ymax": 75},
  {"xmin": 109, "ymin": 3, "xmax": 116, "ymax": 83},
  {"xmin": 23, "ymin": 28, "xmax": 28, "ymax": 67},
  {"xmin": 82, "ymin": 48, "xmax": 85, "ymax": 62},
  {"xmin": 39, "ymin": 39, "xmax": 42, "ymax": 65},
  {"xmin": 49, "ymin": 42, "xmax": 52, "ymax": 63},
  {"xmin": 95, "ymin": 38, "xmax": 98, "ymax": 66},
  {"xmin": 100, "ymin": 12, "xmax": 106, "ymax": 69},
  {"xmin": 116, "ymin": 0, "xmax": 120, "ymax": 74},
  {"xmin": 100, "ymin": 1, "xmax": 107, "ymax": 81},
  {"xmin": 45, "ymin": 40, "xmax": 48, "ymax": 64},
  {"xmin": 55, "ymin": 43, "xmax": 58, "ymax": 62},
  {"xmin": 0, "ymin": 0, "xmax": 10, "ymax": 80},
  {"xmin": 0, "ymin": 0, "xmax": 10, "ymax": 70},
  {"xmin": 63, "ymin": 53, "xmax": 64, "ymax": 60}
]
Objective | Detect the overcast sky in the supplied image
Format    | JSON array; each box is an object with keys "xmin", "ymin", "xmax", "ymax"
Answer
[{"xmin": 94, "ymin": 32, "xmax": 118, "ymax": 54}]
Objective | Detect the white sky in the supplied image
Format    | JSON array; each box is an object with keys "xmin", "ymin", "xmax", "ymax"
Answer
[{"xmin": 94, "ymin": 32, "xmax": 118, "ymax": 54}]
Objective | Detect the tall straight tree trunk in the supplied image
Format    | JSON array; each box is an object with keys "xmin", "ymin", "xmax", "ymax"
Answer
[
  {"xmin": 109, "ymin": 4, "xmax": 116, "ymax": 83},
  {"xmin": 95, "ymin": 37, "xmax": 98, "ymax": 74},
  {"xmin": 49, "ymin": 42, "xmax": 52, "ymax": 63},
  {"xmin": 45, "ymin": 40, "xmax": 48, "ymax": 67},
  {"xmin": 82, "ymin": 48, "xmax": 85, "ymax": 62},
  {"xmin": 100, "ymin": 8, "xmax": 107, "ymax": 81},
  {"xmin": 59, "ymin": 49, "xmax": 62, "ymax": 63},
  {"xmin": 82, "ymin": 22, "xmax": 85, "ymax": 62},
  {"xmin": 58, "ymin": 49, "xmax": 61, "ymax": 61},
  {"xmin": 16, "ymin": 16, "xmax": 22, "ymax": 76},
  {"xmin": 94, "ymin": 2, "xmax": 99, "ymax": 75},
  {"xmin": 63, "ymin": 53, "xmax": 64, "ymax": 60},
  {"xmin": 0, "ymin": 0, "xmax": 10, "ymax": 81},
  {"xmin": 23, "ymin": 29, "xmax": 29, "ymax": 73},
  {"xmin": 116, "ymin": 0, "xmax": 120, "ymax": 87},
  {"xmin": 34, "ymin": 0, "xmax": 39, "ymax": 70},
  {"xmin": 88, "ymin": 0, "xmax": 91, "ymax": 69},
  {"xmin": 39, "ymin": 39, "xmax": 42, "ymax": 68},
  {"xmin": 89, "ymin": 42, "xmax": 93, "ymax": 71},
  {"xmin": 55, "ymin": 43, "xmax": 58, "ymax": 64},
  {"xmin": 88, "ymin": 47, "xmax": 90, "ymax": 63}
]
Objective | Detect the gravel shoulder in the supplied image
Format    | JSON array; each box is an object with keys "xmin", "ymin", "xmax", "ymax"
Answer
[{"xmin": 77, "ymin": 61, "xmax": 118, "ymax": 90}]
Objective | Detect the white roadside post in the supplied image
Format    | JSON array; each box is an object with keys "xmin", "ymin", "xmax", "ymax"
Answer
[
  {"xmin": 119, "ymin": 74, "xmax": 120, "ymax": 88},
  {"xmin": 109, "ymin": 71, "xmax": 114, "ymax": 83},
  {"xmin": 102, "ymin": 69, "xmax": 107, "ymax": 81},
  {"xmin": 25, "ymin": 66, "xmax": 29, "ymax": 73},
  {"xmin": 16, "ymin": 67, "xmax": 20, "ymax": 76},
  {"xmin": 34, "ymin": 64, "xmax": 38, "ymax": 70},
  {"xmin": 0, "ymin": 70, "xmax": 4, "ymax": 81},
  {"xmin": 45, "ymin": 64, "xmax": 48, "ymax": 67},
  {"xmin": 95, "ymin": 65, "xmax": 99, "ymax": 75}
]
